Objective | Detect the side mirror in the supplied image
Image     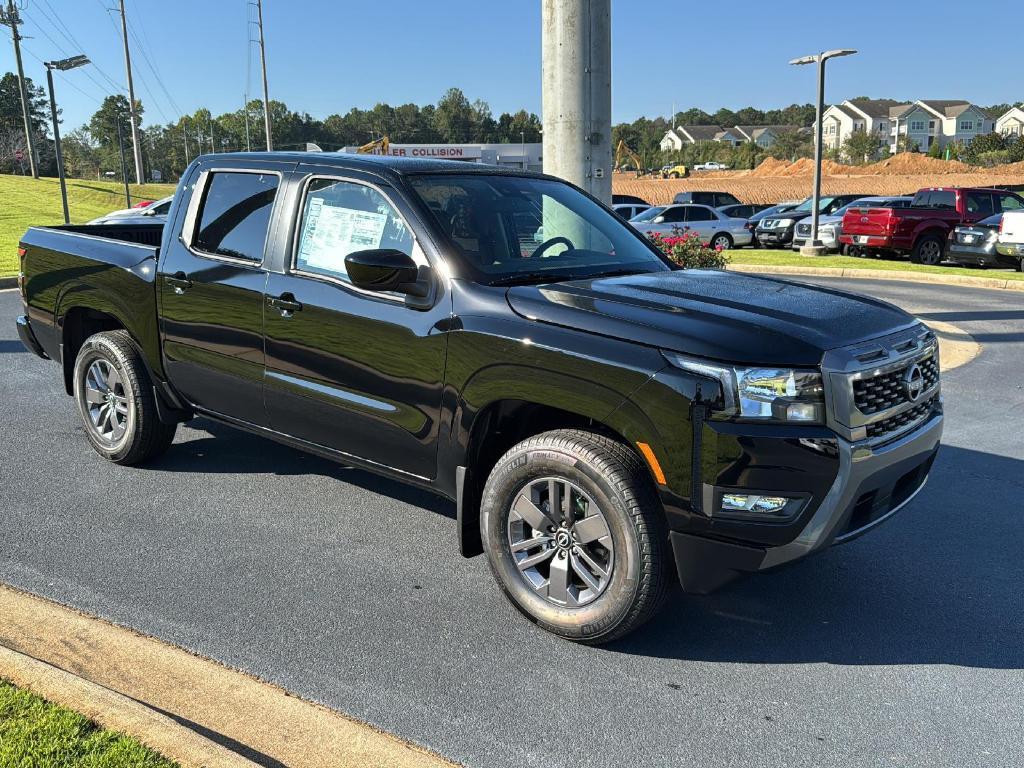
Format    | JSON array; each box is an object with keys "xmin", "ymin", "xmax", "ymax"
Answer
[
  {"xmin": 344, "ymin": 248, "xmax": 426, "ymax": 296},
  {"xmin": 653, "ymin": 216, "xmax": 666, "ymax": 224}
]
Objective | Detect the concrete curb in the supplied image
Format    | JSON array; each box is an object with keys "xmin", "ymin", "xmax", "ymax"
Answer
[
  {"xmin": 0, "ymin": 584, "xmax": 456, "ymax": 768},
  {"xmin": 0, "ymin": 642, "xmax": 257, "ymax": 768},
  {"xmin": 727, "ymin": 263, "xmax": 1024, "ymax": 291}
]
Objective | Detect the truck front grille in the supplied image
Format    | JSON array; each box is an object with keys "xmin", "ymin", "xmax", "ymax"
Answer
[
  {"xmin": 853, "ymin": 355, "xmax": 939, "ymax": 415},
  {"xmin": 823, "ymin": 326, "xmax": 941, "ymax": 445},
  {"xmin": 865, "ymin": 395, "xmax": 939, "ymax": 440}
]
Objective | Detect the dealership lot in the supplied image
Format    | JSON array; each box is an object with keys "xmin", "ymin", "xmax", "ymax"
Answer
[{"xmin": 1, "ymin": 280, "xmax": 1022, "ymax": 767}]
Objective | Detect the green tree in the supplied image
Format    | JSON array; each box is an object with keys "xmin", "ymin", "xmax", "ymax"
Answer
[
  {"xmin": 768, "ymin": 128, "xmax": 811, "ymax": 160},
  {"xmin": 433, "ymin": 87, "xmax": 475, "ymax": 142},
  {"xmin": 895, "ymin": 134, "xmax": 920, "ymax": 153},
  {"xmin": 842, "ymin": 129, "xmax": 880, "ymax": 164},
  {"xmin": 958, "ymin": 132, "xmax": 1007, "ymax": 165}
]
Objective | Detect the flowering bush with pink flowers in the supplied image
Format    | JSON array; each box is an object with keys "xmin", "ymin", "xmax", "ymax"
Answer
[{"xmin": 647, "ymin": 228, "xmax": 731, "ymax": 270}]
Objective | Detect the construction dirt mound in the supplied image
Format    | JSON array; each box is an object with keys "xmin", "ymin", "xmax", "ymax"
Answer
[
  {"xmin": 750, "ymin": 153, "xmax": 988, "ymax": 177},
  {"xmin": 861, "ymin": 153, "xmax": 976, "ymax": 175}
]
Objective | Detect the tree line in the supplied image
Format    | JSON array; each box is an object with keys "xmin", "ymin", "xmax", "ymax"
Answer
[{"xmin": 0, "ymin": 74, "xmax": 1017, "ymax": 182}]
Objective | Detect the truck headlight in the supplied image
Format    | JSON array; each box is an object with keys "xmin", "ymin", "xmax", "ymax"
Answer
[
  {"xmin": 663, "ymin": 354, "xmax": 826, "ymax": 423},
  {"xmin": 776, "ymin": 218, "xmax": 794, "ymax": 227}
]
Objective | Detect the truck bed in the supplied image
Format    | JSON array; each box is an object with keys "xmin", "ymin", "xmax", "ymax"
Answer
[{"xmin": 19, "ymin": 222, "xmax": 165, "ymax": 369}]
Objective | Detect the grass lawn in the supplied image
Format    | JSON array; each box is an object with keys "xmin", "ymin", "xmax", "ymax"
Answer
[
  {"xmin": 730, "ymin": 248, "xmax": 1024, "ymax": 281},
  {"xmin": 0, "ymin": 174, "xmax": 176, "ymax": 277},
  {"xmin": 0, "ymin": 680, "xmax": 177, "ymax": 767}
]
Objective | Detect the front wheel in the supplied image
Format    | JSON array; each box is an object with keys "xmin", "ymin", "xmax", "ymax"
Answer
[
  {"xmin": 480, "ymin": 430, "xmax": 670, "ymax": 644},
  {"xmin": 73, "ymin": 330, "xmax": 177, "ymax": 465}
]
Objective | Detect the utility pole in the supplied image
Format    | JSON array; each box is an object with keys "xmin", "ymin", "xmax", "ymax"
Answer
[
  {"xmin": 541, "ymin": 0, "xmax": 612, "ymax": 204},
  {"xmin": 1, "ymin": 1, "xmax": 39, "ymax": 178},
  {"xmin": 243, "ymin": 95, "xmax": 251, "ymax": 152},
  {"xmin": 118, "ymin": 0, "xmax": 144, "ymax": 183},
  {"xmin": 115, "ymin": 115, "xmax": 131, "ymax": 207},
  {"xmin": 208, "ymin": 115, "xmax": 215, "ymax": 153},
  {"xmin": 255, "ymin": 0, "xmax": 272, "ymax": 150}
]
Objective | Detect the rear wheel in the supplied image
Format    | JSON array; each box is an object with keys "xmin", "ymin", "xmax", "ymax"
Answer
[
  {"xmin": 1017, "ymin": 257, "xmax": 1024, "ymax": 273},
  {"xmin": 480, "ymin": 430, "xmax": 670, "ymax": 644},
  {"xmin": 73, "ymin": 330, "xmax": 177, "ymax": 465},
  {"xmin": 911, "ymin": 234, "xmax": 944, "ymax": 265},
  {"xmin": 711, "ymin": 233, "xmax": 733, "ymax": 250},
  {"xmin": 669, "ymin": 172, "xmax": 680, "ymax": 179}
]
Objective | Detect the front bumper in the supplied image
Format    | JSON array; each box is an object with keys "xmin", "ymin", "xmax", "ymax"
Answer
[
  {"xmin": 671, "ymin": 410, "xmax": 942, "ymax": 594},
  {"xmin": 16, "ymin": 315, "xmax": 49, "ymax": 359},
  {"xmin": 792, "ymin": 232, "xmax": 839, "ymax": 250},
  {"xmin": 755, "ymin": 227, "xmax": 795, "ymax": 245}
]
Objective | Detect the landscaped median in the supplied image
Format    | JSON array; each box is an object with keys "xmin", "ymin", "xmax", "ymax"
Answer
[{"xmin": 729, "ymin": 249, "xmax": 1024, "ymax": 289}]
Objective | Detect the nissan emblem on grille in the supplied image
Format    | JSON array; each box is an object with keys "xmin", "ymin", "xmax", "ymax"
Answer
[{"xmin": 903, "ymin": 364, "xmax": 925, "ymax": 403}]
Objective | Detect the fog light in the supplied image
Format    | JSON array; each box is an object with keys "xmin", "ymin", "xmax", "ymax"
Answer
[{"xmin": 721, "ymin": 494, "xmax": 789, "ymax": 515}]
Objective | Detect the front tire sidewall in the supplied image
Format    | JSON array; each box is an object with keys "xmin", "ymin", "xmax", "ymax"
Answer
[
  {"xmin": 481, "ymin": 445, "xmax": 643, "ymax": 642},
  {"xmin": 73, "ymin": 336, "xmax": 139, "ymax": 462},
  {"xmin": 712, "ymin": 233, "xmax": 732, "ymax": 250}
]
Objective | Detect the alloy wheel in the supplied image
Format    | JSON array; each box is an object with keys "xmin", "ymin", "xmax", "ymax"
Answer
[
  {"xmin": 506, "ymin": 477, "xmax": 614, "ymax": 607},
  {"xmin": 713, "ymin": 234, "xmax": 731, "ymax": 250},
  {"xmin": 919, "ymin": 240, "xmax": 942, "ymax": 265},
  {"xmin": 83, "ymin": 358, "xmax": 131, "ymax": 446}
]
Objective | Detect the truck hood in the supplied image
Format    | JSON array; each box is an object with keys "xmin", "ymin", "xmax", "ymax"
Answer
[{"xmin": 506, "ymin": 270, "xmax": 917, "ymax": 367}]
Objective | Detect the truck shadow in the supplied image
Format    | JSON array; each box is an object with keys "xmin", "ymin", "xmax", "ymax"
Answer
[
  {"xmin": 607, "ymin": 444, "xmax": 1024, "ymax": 670},
  {"xmin": 155, "ymin": 418, "xmax": 455, "ymax": 519}
]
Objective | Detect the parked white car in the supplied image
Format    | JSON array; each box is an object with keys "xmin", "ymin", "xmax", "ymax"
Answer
[
  {"xmin": 629, "ymin": 204, "xmax": 753, "ymax": 249},
  {"xmin": 996, "ymin": 210, "xmax": 1024, "ymax": 270},
  {"xmin": 88, "ymin": 196, "xmax": 173, "ymax": 226},
  {"xmin": 612, "ymin": 202, "xmax": 651, "ymax": 221},
  {"xmin": 694, "ymin": 161, "xmax": 729, "ymax": 171}
]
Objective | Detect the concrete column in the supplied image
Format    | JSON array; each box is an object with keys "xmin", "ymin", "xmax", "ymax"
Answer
[{"xmin": 541, "ymin": 0, "xmax": 612, "ymax": 204}]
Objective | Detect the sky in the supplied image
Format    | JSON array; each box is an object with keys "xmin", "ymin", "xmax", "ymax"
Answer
[{"xmin": 2, "ymin": 0, "xmax": 1020, "ymax": 134}]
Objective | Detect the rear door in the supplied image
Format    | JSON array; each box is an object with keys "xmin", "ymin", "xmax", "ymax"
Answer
[
  {"xmin": 683, "ymin": 205, "xmax": 717, "ymax": 237},
  {"xmin": 158, "ymin": 161, "xmax": 293, "ymax": 423},
  {"xmin": 262, "ymin": 167, "xmax": 450, "ymax": 479}
]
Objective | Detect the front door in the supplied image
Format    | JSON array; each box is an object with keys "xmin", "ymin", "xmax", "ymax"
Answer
[
  {"xmin": 263, "ymin": 172, "xmax": 450, "ymax": 480},
  {"xmin": 158, "ymin": 164, "xmax": 289, "ymax": 423}
]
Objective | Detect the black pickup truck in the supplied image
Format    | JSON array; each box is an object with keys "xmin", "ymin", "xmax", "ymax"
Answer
[{"xmin": 16, "ymin": 153, "xmax": 943, "ymax": 644}]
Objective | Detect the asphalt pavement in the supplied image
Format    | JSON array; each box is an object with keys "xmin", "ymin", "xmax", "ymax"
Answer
[{"xmin": 1, "ymin": 278, "xmax": 1022, "ymax": 768}]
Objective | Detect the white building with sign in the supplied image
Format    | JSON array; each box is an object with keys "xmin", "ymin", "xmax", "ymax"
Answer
[{"xmin": 341, "ymin": 143, "xmax": 543, "ymax": 172}]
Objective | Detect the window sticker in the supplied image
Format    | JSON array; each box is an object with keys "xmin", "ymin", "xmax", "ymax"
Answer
[{"xmin": 298, "ymin": 199, "xmax": 389, "ymax": 272}]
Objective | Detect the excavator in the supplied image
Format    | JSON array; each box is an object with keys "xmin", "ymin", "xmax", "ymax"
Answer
[
  {"xmin": 614, "ymin": 139, "xmax": 644, "ymax": 176},
  {"xmin": 357, "ymin": 136, "xmax": 390, "ymax": 155}
]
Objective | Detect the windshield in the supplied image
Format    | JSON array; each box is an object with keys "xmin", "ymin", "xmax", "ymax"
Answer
[
  {"xmin": 794, "ymin": 196, "xmax": 836, "ymax": 213},
  {"xmin": 408, "ymin": 175, "xmax": 672, "ymax": 285},
  {"xmin": 630, "ymin": 205, "xmax": 666, "ymax": 222}
]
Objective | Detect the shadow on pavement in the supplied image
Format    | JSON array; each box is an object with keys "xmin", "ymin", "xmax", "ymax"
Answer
[
  {"xmin": 605, "ymin": 444, "xmax": 1024, "ymax": 669},
  {"xmin": 154, "ymin": 418, "xmax": 455, "ymax": 519},
  {"xmin": 0, "ymin": 340, "xmax": 27, "ymax": 354}
]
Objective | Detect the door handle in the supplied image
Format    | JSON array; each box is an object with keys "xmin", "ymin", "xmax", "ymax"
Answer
[
  {"xmin": 166, "ymin": 271, "xmax": 192, "ymax": 294},
  {"xmin": 267, "ymin": 293, "xmax": 302, "ymax": 317}
]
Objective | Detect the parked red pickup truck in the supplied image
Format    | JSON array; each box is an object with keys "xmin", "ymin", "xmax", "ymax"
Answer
[{"xmin": 840, "ymin": 187, "xmax": 1024, "ymax": 265}]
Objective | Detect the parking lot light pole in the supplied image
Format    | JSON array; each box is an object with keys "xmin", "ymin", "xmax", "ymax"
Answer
[
  {"xmin": 44, "ymin": 55, "xmax": 90, "ymax": 225},
  {"xmin": 790, "ymin": 48, "xmax": 856, "ymax": 256}
]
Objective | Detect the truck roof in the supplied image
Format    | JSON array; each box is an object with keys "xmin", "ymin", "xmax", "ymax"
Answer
[{"xmin": 196, "ymin": 151, "xmax": 544, "ymax": 178}]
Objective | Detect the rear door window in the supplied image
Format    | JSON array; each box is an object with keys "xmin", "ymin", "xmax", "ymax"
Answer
[
  {"xmin": 193, "ymin": 171, "xmax": 279, "ymax": 262},
  {"xmin": 927, "ymin": 191, "xmax": 957, "ymax": 210},
  {"xmin": 965, "ymin": 192, "xmax": 994, "ymax": 216},
  {"xmin": 685, "ymin": 206, "xmax": 714, "ymax": 222}
]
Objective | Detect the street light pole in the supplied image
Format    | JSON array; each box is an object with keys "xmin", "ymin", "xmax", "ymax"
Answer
[
  {"xmin": 521, "ymin": 130, "xmax": 526, "ymax": 170},
  {"xmin": 790, "ymin": 48, "xmax": 856, "ymax": 256},
  {"xmin": 44, "ymin": 55, "xmax": 90, "ymax": 224}
]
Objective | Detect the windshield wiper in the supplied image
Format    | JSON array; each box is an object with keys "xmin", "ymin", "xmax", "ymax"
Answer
[{"xmin": 488, "ymin": 271, "xmax": 576, "ymax": 286}]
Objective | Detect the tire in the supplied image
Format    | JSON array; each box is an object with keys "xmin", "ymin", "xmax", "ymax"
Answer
[
  {"xmin": 72, "ymin": 330, "xmax": 177, "ymax": 465},
  {"xmin": 1017, "ymin": 257, "xmax": 1024, "ymax": 273},
  {"xmin": 911, "ymin": 234, "xmax": 944, "ymax": 265},
  {"xmin": 711, "ymin": 233, "xmax": 733, "ymax": 250},
  {"xmin": 480, "ymin": 429, "xmax": 670, "ymax": 644}
]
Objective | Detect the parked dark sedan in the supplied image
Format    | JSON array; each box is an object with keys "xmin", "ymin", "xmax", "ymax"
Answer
[
  {"xmin": 717, "ymin": 203, "xmax": 771, "ymax": 220},
  {"xmin": 946, "ymin": 214, "xmax": 1018, "ymax": 268}
]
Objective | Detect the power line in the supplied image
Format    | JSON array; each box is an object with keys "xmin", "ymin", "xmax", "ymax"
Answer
[
  {"xmin": 33, "ymin": 0, "xmax": 125, "ymax": 94},
  {"xmin": 125, "ymin": 15, "xmax": 181, "ymax": 117},
  {"xmin": 20, "ymin": 7, "xmax": 119, "ymax": 101}
]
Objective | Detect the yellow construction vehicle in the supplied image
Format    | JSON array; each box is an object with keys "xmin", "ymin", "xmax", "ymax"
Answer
[
  {"xmin": 614, "ymin": 139, "xmax": 644, "ymax": 176},
  {"xmin": 357, "ymin": 136, "xmax": 390, "ymax": 155},
  {"xmin": 661, "ymin": 163, "xmax": 689, "ymax": 179}
]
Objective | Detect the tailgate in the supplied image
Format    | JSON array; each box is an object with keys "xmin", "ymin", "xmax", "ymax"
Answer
[
  {"xmin": 1000, "ymin": 211, "xmax": 1024, "ymax": 242},
  {"xmin": 841, "ymin": 207, "xmax": 895, "ymax": 238}
]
